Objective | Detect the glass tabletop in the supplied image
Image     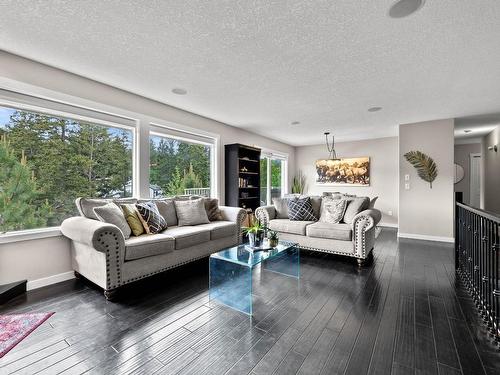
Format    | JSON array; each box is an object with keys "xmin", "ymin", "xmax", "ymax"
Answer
[{"xmin": 210, "ymin": 241, "xmax": 298, "ymax": 268}]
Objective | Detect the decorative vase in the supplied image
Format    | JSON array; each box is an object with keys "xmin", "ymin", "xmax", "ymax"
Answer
[
  {"xmin": 248, "ymin": 230, "xmax": 264, "ymax": 247},
  {"xmin": 269, "ymin": 238, "xmax": 279, "ymax": 248}
]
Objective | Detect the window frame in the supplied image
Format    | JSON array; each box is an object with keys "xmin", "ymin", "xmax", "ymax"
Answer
[
  {"xmin": 0, "ymin": 91, "xmax": 138, "ymax": 240},
  {"xmin": 149, "ymin": 122, "xmax": 219, "ymax": 199},
  {"xmin": 260, "ymin": 150, "xmax": 289, "ymax": 206}
]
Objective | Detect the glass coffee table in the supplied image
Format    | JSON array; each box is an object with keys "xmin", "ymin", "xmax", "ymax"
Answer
[{"xmin": 209, "ymin": 241, "xmax": 299, "ymax": 315}]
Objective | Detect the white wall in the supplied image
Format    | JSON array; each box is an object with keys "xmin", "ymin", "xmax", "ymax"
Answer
[
  {"xmin": 0, "ymin": 51, "xmax": 296, "ymax": 286},
  {"xmin": 399, "ymin": 119, "xmax": 455, "ymax": 242},
  {"xmin": 295, "ymin": 137, "xmax": 398, "ymax": 227},
  {"xmin": 482, "ymin": 125, "xmax": 500, "ymax": 213},
  {"xmin": 454, "ymin": 143, "xmax": 481, "ymax": 205}
]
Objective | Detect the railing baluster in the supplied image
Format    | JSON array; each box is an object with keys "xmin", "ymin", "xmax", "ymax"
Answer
[{"xmin": 455, "ymin": 202, "xmax": 500, "ymax": 344}]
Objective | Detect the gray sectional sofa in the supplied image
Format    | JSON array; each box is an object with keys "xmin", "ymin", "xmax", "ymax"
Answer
[
  {"xmin": 255, "ymin": 195, "xmax": 381, "ymax": 265},
  {"xmin": 61, "ymin": 197, "xmax": 246, "ymax": 299}
]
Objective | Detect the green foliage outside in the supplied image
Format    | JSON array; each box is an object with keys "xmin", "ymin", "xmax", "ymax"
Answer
[
  {"xmin": 149, "ymin": 135, "xmax": 210, "ymax": 197},
  {"xmin": 0, "ymin": 109, "xmax": 133, "ymax": 231},
  {"xmin": 0, "ymin": 135, "xmax": 52, "ymax": 232}
]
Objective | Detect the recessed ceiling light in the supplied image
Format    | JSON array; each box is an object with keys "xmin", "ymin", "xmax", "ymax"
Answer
[
  {"xmin": 389, "ymin": 0, "xmax": 425, "ymax": 18},
  {"xmin": 172, "ymin": 88, "xmax": 187, "ymax": 95},
  {"xmin": 464, "ymin": 129, "xmax": 472, "ymax": 133},
  {"xmin": 290, "ymin": 121, "xmax": 301, "ymax": 125},
  {"xmin": 368, "ymin": 107, "xmax": 382, "ymax": 112}
]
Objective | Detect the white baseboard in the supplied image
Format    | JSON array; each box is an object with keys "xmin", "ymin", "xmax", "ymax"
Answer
[
  {"xmin": 397, "ymin": 232, "xmax": 454, "ymax": 243},
  {"xmin": 27, "ymin": 271, "xmax": 75, "ymax": 291},
  {"xmin": 379, "ymin": 222, "xmax": 398, "ymax": 228}
]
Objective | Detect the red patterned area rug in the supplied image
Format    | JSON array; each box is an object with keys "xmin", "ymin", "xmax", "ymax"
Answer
[{"xmin": 0, "ymin": 312, "xmax": 54, "ymax": 358}]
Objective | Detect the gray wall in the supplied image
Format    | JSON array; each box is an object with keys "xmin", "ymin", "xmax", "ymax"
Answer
[
  {"xmin": 399, "ymin": 119, "xmax": 454, "ymax": 241},
  {"xmin": 0, "ymin": 51, "xmax": 296, "ymax": 286},
  {"xmin": 294, "ymin": 137, "xmax": 398, "ymax": 227},
  {"xmin": 482, "ymin": 125, "xmax": 500, "ymax": 213},
  {"xmin": 454, "ymin": 143, "xmax": 481, "ymax": 205}
]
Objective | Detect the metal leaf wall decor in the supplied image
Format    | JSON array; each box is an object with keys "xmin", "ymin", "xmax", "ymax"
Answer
[{"xmin": 404, "ymin": 151, "xmax": 438, "ymax": 188}]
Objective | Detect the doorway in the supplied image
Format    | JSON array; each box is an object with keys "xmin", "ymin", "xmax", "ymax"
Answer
[{"xmin": 469, "ymin": 153, "xmax": 481, "ymax": 207}]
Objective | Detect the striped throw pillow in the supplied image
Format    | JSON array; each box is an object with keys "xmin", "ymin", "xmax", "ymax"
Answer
[{"xmin": 135, "ymin": 201, "xmax": 167, "ymax": 234}]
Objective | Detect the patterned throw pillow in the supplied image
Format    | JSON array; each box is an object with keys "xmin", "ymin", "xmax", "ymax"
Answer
[
  {"xmin": 135, "ymin": 201, "xmax": 168, "ymax": 234},
  {"xmin": 287, "ymin": 197, "xmax": 317, "ymax": 221},
  {"xmin": 320, "ymin": 198, "xmax": 348, "ymax": 224}
]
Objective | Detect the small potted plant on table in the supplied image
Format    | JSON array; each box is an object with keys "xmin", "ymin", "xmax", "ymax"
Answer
[{"xmin": 267, "ymin": 230, "xmax": 279, "ymax": 248}]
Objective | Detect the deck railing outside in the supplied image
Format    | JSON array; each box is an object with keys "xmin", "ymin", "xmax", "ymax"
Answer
[
  {"xmin": 455, "ymin": 203, "xmax": 500, "ymax": 343},
  {"xmin": 184, "ymin": 187, "xmax": 211, "ymax": 197}
]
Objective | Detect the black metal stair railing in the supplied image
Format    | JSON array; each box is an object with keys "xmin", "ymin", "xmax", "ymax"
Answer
[{"xmin": 455, "ymin": 203, "xmax": 500, "ymax": 343}]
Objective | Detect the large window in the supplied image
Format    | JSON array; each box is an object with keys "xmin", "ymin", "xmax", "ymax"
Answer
[
  {"xmin": 149, "ymin": 132, "xmax": 213, "ymax": 198},
  {"xmin": 0, "ymin": 106, "xmax": 133, "ymax": 232},
  {"xmin": 260, "ymin": 154, "xmax": 287, "ymax": 206}
]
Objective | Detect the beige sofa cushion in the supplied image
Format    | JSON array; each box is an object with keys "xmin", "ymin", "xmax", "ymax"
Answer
[
  {"xmin": 161, "ymin": 226, "xmax": 211, "ymax": 250},
  {"xmin": 76, "ymin": 197, "xmax": 137, "ymax": 220},
  {"xmin": 272, "ymin": 198, "xmax": 289, "ymax": 219},
  {"xmin": 195, "ymin": 221, "xmax": 238, "ymax": 240},
  {"xmin": 268, "ymin": 219, "xmax": 315, "ymax": 235},
  {"xmin": 306, "ymin": 222, "xmax": 352, "ymax": 241},
  {"xmin": 124, "ymin": 234, "xmax": 175, "ymax": 261},
  {"xmin": 138, "ymin": 199, "xmax": 178, "ymax": 227}
]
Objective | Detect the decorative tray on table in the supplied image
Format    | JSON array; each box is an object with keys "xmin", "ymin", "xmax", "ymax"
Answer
[{"xmin": 245, "ymin": 244, "xmax": 272, "ymax": 252}]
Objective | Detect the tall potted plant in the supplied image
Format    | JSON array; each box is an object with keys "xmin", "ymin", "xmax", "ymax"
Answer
[{"xmin": 291, "ymin": 170, "xmax": 306, "ymax": 194}]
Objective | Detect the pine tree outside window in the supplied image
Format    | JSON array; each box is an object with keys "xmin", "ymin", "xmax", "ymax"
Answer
[
  {"xmin": 149, "ymin": 133, "xmax": 213, "ymax": 198},
  {"xmin": 0, "ymin": 106, "xmax": 133, "ymax": 233}
]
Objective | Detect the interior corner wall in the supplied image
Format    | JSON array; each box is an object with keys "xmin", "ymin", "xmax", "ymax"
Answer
[
  {"xmin": 454, "ymin": 143, "xmax": 481, "ymax": 205},
  {"xmin": 482, "ymin": 125, "xmax": 500, "ymax": 214},
  {"xmin": 399, "ymin": 119, "xmax": 455, "ymax": 241},
  {"xmin": 294, "ymin": 137, "xmax": 399, "ymax": 227}
]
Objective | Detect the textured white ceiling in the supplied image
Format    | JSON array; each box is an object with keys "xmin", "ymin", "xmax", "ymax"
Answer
[{"xmin": 1, "ymin": 0, "xmax": 500, "ymax": 146}]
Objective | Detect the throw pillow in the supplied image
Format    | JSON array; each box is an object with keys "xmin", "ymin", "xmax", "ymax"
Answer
[
  {"xmin": 135, "ymin": 201, "xmax": 168, "ymax": 234},
  {"xmin": 154, "ymin": 199, "xmax": 178, "ymax": 226},
  {"xmin": 204, "ymin": 198, "xmax": 223, "ymax": 221},
  {"xmin": 93, "ymin": 202, "xmax": 132, "ymax": 239},
  {"xmin": 272, "ymin": 197, "xmax": 289, "ymax": 219},
  {"xmin": 343, "ymin": 197, "xmax": 370, "ymax": 224},
  {"xmin": 120, "ymin": 204, "xmax": 145, "ymax": 236},
  {"xmin": 174, "ymin": 198, "xmax": 210, "ymax": 226},
  {"xmin": 287, "ymin": 197, "xmax": 317, "ymax": 221},
  {"xmin": 320, "ymin": 198, "xmax": 348, "ymax": 224}
]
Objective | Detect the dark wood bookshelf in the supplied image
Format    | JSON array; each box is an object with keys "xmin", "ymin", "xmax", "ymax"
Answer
[{"xmin": 225, "ymin": 143, "xmax": 261, "ymax": 211}]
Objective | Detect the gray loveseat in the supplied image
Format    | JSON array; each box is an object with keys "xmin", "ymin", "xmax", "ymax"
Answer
[
  {"xmin": 61, "ymin": 197, "xmax": 246, "ymax": 299},
  {"xmin": 255, "ymin": 195, "xmax": 381, "ymax": 265}
]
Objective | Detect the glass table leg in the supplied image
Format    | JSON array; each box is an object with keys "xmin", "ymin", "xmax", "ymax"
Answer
[
  {"xmin": 263, "ymin": 245, "xmax": 300, "ymax": 278},
  {"xmin": 209, "ymin": 256, "xmax": 252, "ymax": 315}
]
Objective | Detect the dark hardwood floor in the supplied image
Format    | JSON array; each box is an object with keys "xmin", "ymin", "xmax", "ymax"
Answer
[{"xmin": 1, "ymin": 228, "xmax": 499, "ymax": 374}]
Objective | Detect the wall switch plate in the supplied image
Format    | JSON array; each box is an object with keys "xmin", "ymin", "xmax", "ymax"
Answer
[
  {"xmin": 404, "ymin": 174, "xmax": 410, "ymax": 181},
  {"xmin": 405, "ymin": 183, "xmax": 410, "ymax": 190},
  {"xmin": 388, "ymin": 210, "xmax": 393, "ymax": 216}
]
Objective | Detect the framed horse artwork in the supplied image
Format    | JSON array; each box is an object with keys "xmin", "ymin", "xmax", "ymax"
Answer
[{"xmin": 315, "ymin": 157, "xmax": 370, "ymax": 186}]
